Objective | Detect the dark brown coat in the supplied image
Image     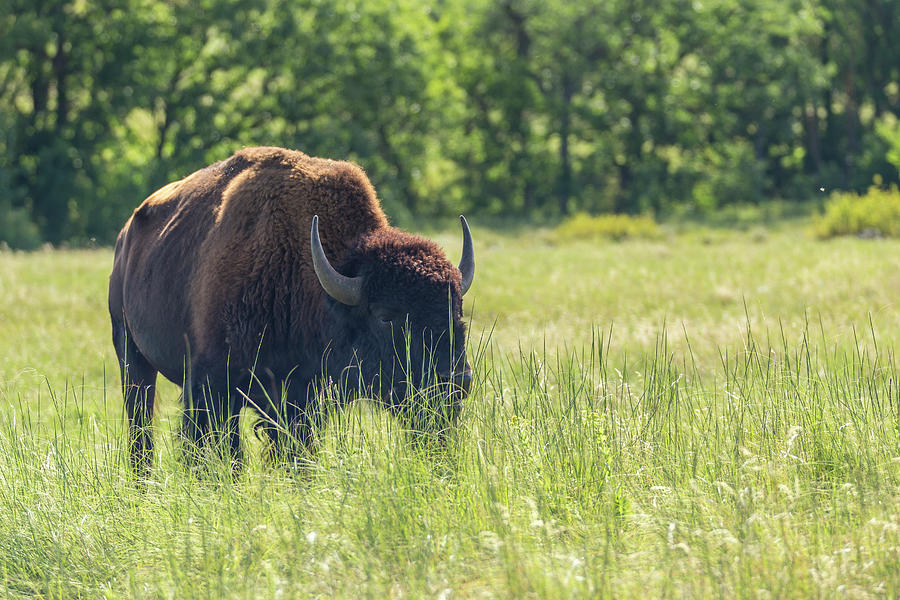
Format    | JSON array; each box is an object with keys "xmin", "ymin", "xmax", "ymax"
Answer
[{"xmin": 109, "ymin": 147, "xmax": 471, "ymax": 472}]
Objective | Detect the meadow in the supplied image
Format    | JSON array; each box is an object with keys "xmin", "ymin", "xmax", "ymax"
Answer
[{"xmin": 1, "ymin": 221, "xmax": 900, "ymax": 598}]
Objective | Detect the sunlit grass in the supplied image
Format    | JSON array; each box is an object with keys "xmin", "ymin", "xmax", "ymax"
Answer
[{"xmin": 1, "ymin": 224, "xmax": 900, "ymax": 597}]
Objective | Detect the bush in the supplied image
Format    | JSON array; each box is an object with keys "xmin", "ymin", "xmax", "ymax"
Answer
[
  {"xmin": 0, "ymin": 201, "xmax": 42, "ymax": 250},
  {"xmin": 689, "ymin": 139, "xmax": 767, "ymax": 211},
  {"xmin": 554, "ymin": 213, "xmax": 661, "ymax": 242},
  {"xmin": 813, "ymin": 186, "xmax": 900, "ymax": 239}
]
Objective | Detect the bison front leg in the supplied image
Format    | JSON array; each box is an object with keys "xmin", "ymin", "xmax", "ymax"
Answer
[
  {"xmin": 255, "ymin": 380, "xmax": 327, "ymax": 469},
  {"xmin": 112, "ymin": 319, "xmax": 158, "ymax": 477},
  {"xmin": 182, "ymin": 366, "xmax": 243, "ymax": 472}
]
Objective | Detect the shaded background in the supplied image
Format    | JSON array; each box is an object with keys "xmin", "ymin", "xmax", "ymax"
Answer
[{"xmin": 2, "ymin": 0, "xmax": 899, "ymax": 248}]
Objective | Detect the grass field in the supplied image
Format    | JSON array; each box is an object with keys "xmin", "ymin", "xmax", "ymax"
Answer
[{"xmin": 1, "ymin": 222, "xmax": 900, "ymax": 598}]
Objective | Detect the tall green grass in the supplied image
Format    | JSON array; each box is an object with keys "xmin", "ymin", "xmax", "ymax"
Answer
[
  {"xmin": 1, "ymin": 227, "xmax": 900, "ymax": 597},
  {"xmin": 1, "ymin": 320, "xmax": 898, "ymax": 597}
]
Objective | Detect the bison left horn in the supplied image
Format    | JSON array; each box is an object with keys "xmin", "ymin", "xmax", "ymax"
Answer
[
  {"xmin": 311, "ymin": 215, "xmax": 364, "ymax": 306},
  {"xmin": 458, "ymin": 215, "xmax": 475, "ymax": 296}
]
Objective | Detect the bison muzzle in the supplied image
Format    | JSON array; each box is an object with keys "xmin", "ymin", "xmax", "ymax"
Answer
[{"xmin": 108, "ymin": 147, "xmax": 475, "ymax": 473}]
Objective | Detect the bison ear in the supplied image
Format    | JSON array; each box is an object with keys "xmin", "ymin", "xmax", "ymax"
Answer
[
  {"xmin": 458, "ymin": 215, "xmax": 475, "ymax": 296},
  {"xmin": 310, "ymin": 215, "xmax": 364, "ymax": 306}
]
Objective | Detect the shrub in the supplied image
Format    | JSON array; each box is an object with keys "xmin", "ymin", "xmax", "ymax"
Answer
[
  {"xmin": 0, "ymin": 200, "xmax": 42, "ymax": 250},
  {"xmin": 554, "ymin": 212, "xmax": 661, "ymax": 242},
  {"xmin": 813, "ymin": 186, "xmax": 900, "ymax": 239},
  {"xmin": 689, "ymin": 139, "xmax": 767, "ymax": 211}
]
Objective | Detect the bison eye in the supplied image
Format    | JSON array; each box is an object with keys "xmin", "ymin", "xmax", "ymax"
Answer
[{"xmin": 371, "ymin": 306, "xmax": 397, "ymax": 326}]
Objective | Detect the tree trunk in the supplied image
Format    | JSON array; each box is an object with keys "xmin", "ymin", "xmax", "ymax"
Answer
[
  {"xmin": 557, "ymin": 73, "xmax": 573, "ymax": 216},
  {"xmin": 804, "ymin": 101, "xmax": 822, "ymax": 176},
  {"xmin": 52, "ymin": 30, "xmax": 68, "ymax": 131},
  {"xmin": 615, "ymin": 164, "xmax": 633, "ymax": 213}
]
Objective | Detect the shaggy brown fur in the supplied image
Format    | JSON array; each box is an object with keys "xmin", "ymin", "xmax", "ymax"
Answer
[
  {"xmin": 352, "ymin": 229, "xmax": 463, "ymax": 307},
  {"xmin": 109, "ymin": 147, "xmax": 470, "ymax": 473}
]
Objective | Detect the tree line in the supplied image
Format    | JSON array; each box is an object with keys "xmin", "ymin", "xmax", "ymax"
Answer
[{"xmin": 1, "ymin": 0, "xmax": 899, "ymax": 247}]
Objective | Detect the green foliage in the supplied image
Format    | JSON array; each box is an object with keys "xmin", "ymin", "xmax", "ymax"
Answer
[
  {"xmin": 877, "ymin": 113, "xmax": 900, "ymax": 173},
  {"xmin": 0, "ymin": 127, "xmax": 41, "ymax": 249},
  {"xmin": 688, "ymin": 140, "xmax": 768, "ymax": 211},
  {"xmin": 813, "ymin": 186, "xmax": 900, "ymax": 238},
  {"xmin": 553, "ymin": 212, "xmax": 660, "ymax": 241},
  {"xmin": 1, "ymin": 0, "xmax": 899, "ymax": 246},
  {"xmin": 0, "ymin": 200, "xmax": 41, "ymax": 250}
]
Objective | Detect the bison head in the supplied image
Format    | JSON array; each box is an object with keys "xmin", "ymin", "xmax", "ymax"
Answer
[{"xmin": 311, "ymin": 215, "xmax": 475, "ymax": 427}]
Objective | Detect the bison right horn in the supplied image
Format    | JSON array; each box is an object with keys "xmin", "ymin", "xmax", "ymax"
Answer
[
  {"xmin": 311, "ymin": 215, "xmax": 364, "ymax": 306},
  {"xmin": 458, "ymin": 215, "xmax": 475, "ymax": 296}
]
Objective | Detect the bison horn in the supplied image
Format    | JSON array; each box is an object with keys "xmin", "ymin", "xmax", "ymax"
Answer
[
  {"xmin": 458, "ymin": 215, "xmax": 475, "ymax": 296},
  {"xmin": 310, "ymin": 215, "xmax": 363, "ymax": 306}
]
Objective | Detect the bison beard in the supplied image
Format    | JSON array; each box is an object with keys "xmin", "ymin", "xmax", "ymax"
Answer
[{"xmin": 108, "ymin": 147, "xmax": 474, "ymax": 474}]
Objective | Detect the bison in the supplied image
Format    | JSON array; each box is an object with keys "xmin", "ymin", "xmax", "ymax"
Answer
[{"xmin": 108, "ymin": 146, "xmax": 475, "ymax": 472}]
